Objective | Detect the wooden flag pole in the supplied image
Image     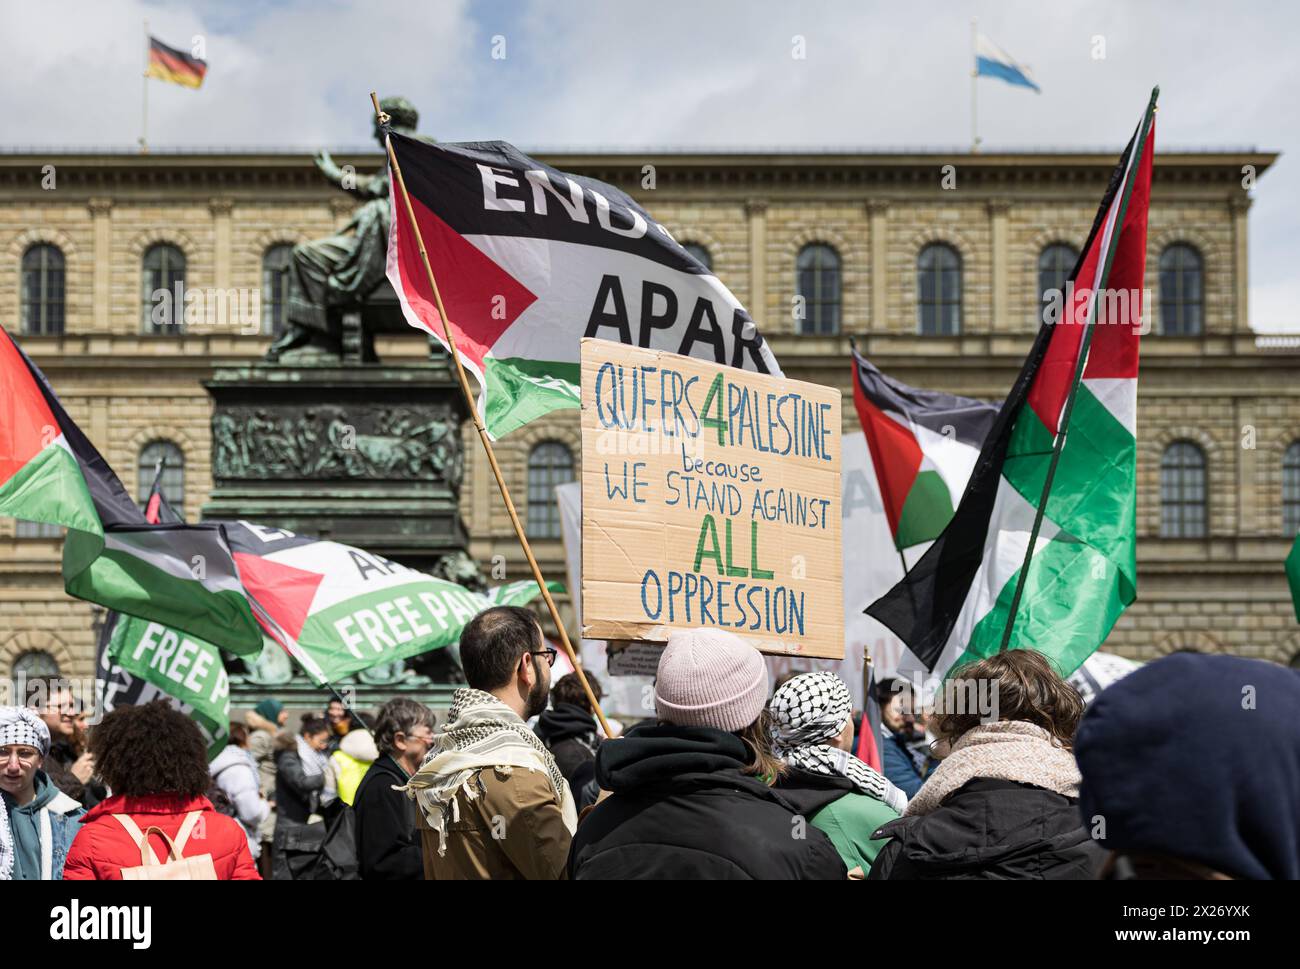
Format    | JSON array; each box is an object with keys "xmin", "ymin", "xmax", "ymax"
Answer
[{"xmin": 370, "ymin": 92, "xmax": 613, "ymax": 739}]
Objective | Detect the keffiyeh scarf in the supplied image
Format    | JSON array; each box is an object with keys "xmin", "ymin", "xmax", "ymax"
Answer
[
  {"xmin": 769, "ymin": 672, "xmax": 908, "ymax": 814},
  {"xmin": 399, "ymin": 688, "xmax": 577, "ymax": 855},
  {"xmin": 0, "ymin": 790, "xmax": 12, "ymax": 881}
]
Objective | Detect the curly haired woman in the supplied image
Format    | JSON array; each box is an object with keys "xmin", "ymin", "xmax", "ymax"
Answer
[
  {"xmin": 62, "ymin": 702, "xmax": 260, "ymax": 880},
  {"xmin": 868, "ymin": 649, "xmax": 1105, "ymax": 881}
]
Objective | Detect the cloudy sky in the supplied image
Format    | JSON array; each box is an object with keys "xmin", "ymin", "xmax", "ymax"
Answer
[{"xmin": 2, "ymin": 0, "xmax": 1295, "ymax": 328}]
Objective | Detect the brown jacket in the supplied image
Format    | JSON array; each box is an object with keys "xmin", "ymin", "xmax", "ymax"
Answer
[{"xmin": 416, "ymin": 765, "xmax": 571, "ymax": 880}]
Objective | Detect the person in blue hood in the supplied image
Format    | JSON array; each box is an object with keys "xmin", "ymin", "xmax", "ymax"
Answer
[
  {"xmin": 1, "ymin": 706, "xmax": 85, "ymax": 880},
  {"xmin": 1074, "ymin": 652, "xmax": 1300, "ymax": 880}
]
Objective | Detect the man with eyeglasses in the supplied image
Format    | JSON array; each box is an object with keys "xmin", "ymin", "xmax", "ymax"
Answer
[
  {"xmin": 401, "ymin": 606, "xmax": 576, "ymax": 879},
  {"xmin": 35, "ymin": 686, "xmax": 99, "ymax": 807},
  {"xmin": 0, "ymin": 706, "xmax": 86, "ymax": 880}
]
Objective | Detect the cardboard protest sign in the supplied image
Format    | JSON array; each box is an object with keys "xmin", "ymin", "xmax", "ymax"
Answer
[{"xmin": 580, "ymin": 338, "xmax": 843, "ymax": 658}]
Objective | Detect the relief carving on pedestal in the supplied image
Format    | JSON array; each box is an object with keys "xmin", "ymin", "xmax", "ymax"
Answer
[{"xmin": 213, "ymin": 404, "xmax": 463, "ymax": 487}]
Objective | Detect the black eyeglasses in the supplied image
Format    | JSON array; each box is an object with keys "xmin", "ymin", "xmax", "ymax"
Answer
[{"xmin": 529, "ymin": 647, "xmax": 558, "ymax": 668}]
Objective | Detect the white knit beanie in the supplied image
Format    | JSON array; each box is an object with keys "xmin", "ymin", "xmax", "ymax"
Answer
[{"xmin": 654, "ymin": 628, "xmax": 768, "ymax": 733}]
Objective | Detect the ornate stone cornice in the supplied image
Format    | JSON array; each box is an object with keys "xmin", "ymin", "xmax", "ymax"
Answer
[{"xmin": 0, "ymin": 150, "xmax": 1275, "ymax": 198}]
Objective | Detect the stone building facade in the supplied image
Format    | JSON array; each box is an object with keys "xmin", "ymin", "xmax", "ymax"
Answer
[{"xmin": 2, "ymin": 145, "xmax": 1295, "ymax": 682}]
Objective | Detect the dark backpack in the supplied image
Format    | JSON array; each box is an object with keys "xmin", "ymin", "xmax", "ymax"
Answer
[{"xmin": 303, "ymin": 805, "xmax": 359, "ymax": 881}]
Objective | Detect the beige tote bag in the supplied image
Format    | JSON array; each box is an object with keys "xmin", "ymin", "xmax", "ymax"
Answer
[{"xmin": 113, "ymin": 811, "xmax": 218, "ymax": 880}]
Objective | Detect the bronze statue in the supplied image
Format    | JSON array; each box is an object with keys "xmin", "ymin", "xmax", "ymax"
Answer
[{"xmin": 265, "ymin": 96, "xmax": 426, "ymax": 363}]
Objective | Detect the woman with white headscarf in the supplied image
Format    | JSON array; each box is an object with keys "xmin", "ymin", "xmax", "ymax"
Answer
[
  {"xmin": 769, "ymin": 672, "xmax": 907, "ymax": 877},
  {"xmin": 0, "ymin": 706, "xmax": 85, "ymax": 880}
]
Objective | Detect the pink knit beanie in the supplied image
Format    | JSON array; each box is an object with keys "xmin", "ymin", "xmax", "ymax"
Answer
[{"xmin": 654, "ymin": 628, "xmax": 769, "ymax": 732}]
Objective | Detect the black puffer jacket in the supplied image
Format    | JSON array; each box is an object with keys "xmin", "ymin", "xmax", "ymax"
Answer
[
  {"xmin": 867, "ymin": 778, "xmax": 1105, "ymax": 880},
  {"xmin": 568, "ymin": 722, "xmax": 847, "ymax": 880}
]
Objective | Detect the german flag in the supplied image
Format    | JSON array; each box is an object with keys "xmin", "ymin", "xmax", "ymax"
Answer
[{"xmin": 146, "ymin": 36, "xmax": 206, "ymax": 89}]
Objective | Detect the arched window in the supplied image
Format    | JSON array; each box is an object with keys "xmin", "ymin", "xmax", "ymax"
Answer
[
  {"xmin": 263, "ymin": 244, "xmax": 294, "ymax": 337},
  {"xmin": 12, "ymin": 650, "xmax": 60, "ymax": 680},
  {"xmin": 138, "ymin": 441, "xmax": 185, "ymax": 514},
  {"xmin": 1037, "ymin": 243, "xmax": 1078, "ymax": 324},
  {"xmin": 1284, "ymin": 442, "xmax": 1300, "ymax": 536},
  {"xmin": 1160, "ymin": 442, "xmax": 1207, "ymax": 538},
  {"xmin": 682, "ymin": 243, "xmax": 712, "ymax": 272},
  {"xmin": 21, "ymin": 244, "xmax": 66, "ymax": 336},
  {"xmin": 917, "ymin": 243, "xmax": 962, "ymax": 336},
  {"xmin": 1159, "ymin": 244, "xmax": 1203, "ymax": 336},
  {"xmin": 527, "ymin": 442, "xmax": 574, "ymax": 539},
  {"xmin": 142, "ymin": 244, "xmax": 186, "ymax": 334},
  {"xmin": 796, "ymin": 243, "xmax": 841, "ymax": 335}
]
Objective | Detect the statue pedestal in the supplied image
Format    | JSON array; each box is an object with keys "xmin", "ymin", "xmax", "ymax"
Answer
[
  {"xmin": 204, "ymin": 360, "xmax": 467, "ymax": 572},
  {"xmin": 205, "ymin": 355, "xmax": 473, "ymax": 706}
]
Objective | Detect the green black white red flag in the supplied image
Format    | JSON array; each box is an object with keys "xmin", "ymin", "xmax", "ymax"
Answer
[
  {"xmin": 385, "ymin": 134, "xmax": 780, "ymax": 438},
  {"xmin": 95, "ymin": 467, "xmax": 231, "ymax": 759},
  {"xmin": 217, "ymin": 522, "xmax": 554, "ymax": 684},
  {"xmin": 867, "ymin": 89, "xmax": 1157, "ymax": 679},
  {"xmin": 0, "ymin": 326, "xmax": 264, "ymax": 654},
  {"xmin": 853, "ymin": 348, "xmax": 998, "ymax": 552}
]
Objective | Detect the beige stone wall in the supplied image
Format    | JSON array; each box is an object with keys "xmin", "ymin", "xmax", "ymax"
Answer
[{"xmin": 1, "ymin": 150, "xmax": 1295, "ymax": 682}]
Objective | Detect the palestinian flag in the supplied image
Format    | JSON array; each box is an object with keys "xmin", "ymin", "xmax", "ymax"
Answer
[
  {"xmin": 385, "ymin": 134, "xmax": 780, "ymax": 438},
  {"xmin": 867, "ymin": 89, "xmax": 1157, "ymax": 679},
  {"xmin": 853, "ymin": 348, "xmax": 998, "ymax": 551},
  {"xmin": 142, "ymin": 458, "xmax": 180, "ymax": 526},
  {"xmin": 104, "ymin": 615, "xmax": 231, "ymax": 759},
  {"xmin": 0, "ymin": 326, "xmax": 263, "ymax": 654},
  {"xmin": 484, "ymin": 578, "xmax": 566, "ymax": 608},
  {"xmin": 94, "ymin": 459, "xmax": 181, "ymax": 723},
  {"xmin": 217, "ymin": 522, "xmax": 552, "ymax": 684},
  {"xmin": 94, "ymin": 466, "xmax": 230, "ymax": 758},
  {"xmin": 146, "ymin": 36, "xmax": 207, "ymax": 89}
]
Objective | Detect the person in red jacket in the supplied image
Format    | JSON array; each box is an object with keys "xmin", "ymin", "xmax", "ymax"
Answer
[{"xmin": 63, "ymin": 701, "xmax": 260, "ymax": 880}]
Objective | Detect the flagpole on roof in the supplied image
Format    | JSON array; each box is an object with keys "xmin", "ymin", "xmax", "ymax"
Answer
[
  {"xmin": 139, "ymin": 19, "xmax": 149, "ymax": 154},
  {"xmin": 970, "ymin": 18, "xmax": 979, "ymax": 153},
  {"xmin": 370, "ymin": 91, "xmax": 614, "ymax": 739}
]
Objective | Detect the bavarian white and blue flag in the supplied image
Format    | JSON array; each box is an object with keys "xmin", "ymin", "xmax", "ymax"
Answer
[{"xmin": 975, "ymin": 33, "xmax": 1041, "ymax": 92}]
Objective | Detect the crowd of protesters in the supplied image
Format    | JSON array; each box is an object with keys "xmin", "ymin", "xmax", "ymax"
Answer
[{"xmin": 3, "ymin": 604, "xmax": 1298, "ymax": 881}]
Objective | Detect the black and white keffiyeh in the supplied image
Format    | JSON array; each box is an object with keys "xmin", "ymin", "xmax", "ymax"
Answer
[
  {"xmin": 399, "ymin": 688, "xmax": 576, "ymax": 854},
  {"xmin": 769, "ymin": 672, "xmax": 908, "ymax": 814}
]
